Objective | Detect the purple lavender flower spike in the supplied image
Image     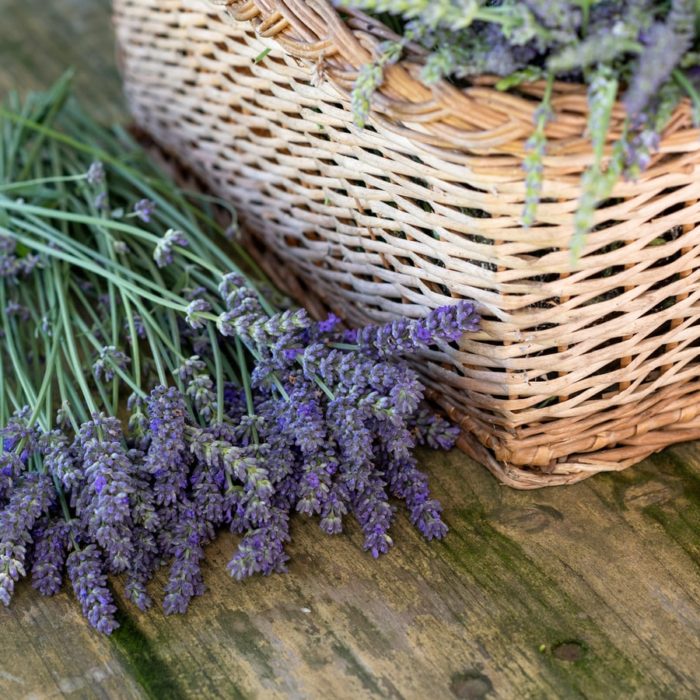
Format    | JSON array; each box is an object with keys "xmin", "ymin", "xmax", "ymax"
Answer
[
  {"xmin": 191, "ymin": 462, "xmax": 226, "ymax": 527},
  {"xmin": 319, "ymin": 482, "xmax": 350, "ymax": 535},
  {"xmin": 0, "ymin": 473, "xmax": 55, "ymax": 606},
  {"xmin": 185, "ymin": 299, "xmax": 212, "ymax": 330},
  {"xmin": 186, "ymin": 374, "xmax": 217, "ymax": 422},
  {"xmin": 289, "ymin": 384, "xmax": 327, "ymax": 455},
  {"xmin": 255, "ymin": 398, "xmax": 298, "ymax": 488},
  {"xmin": 133, "ymin": 198, "xmax": 156, "ymax": 223},
  {"xmin": 328, "ymin": 395, "xmax": 374, "ymax": 496},
  {"xmin": 353, "ymin": 476, "xmax": 395, "ymax": 558},
  {"xmin": 67, "ymin": 545, "xmax": 119, "ymax": 634},
  {"xmin": 125, "ymin": 527, "xmax": 159, "ymax": 611},
  {"xmin": 356, "ymin": 301, "xmax": 480, "ymax": 357},
  {"xmin": 296, "ymin": 451, "xmax": 336, "ymax": 517},
  {"xmin": 249, "ymin": 309, "xmax": 310, "ymax": 347},
  {"xmin": 163, "ymin": 502, "xmax": 209, "ymax": 615},
  {"xmin": 42, "ymin": 430, "xmax": 81, "ymax": 492},
  {"xmin": 76, "ymin": 415, "xmax": 136, "ymax": 573},
  {"xmin": 31, "ymin": 519, "xmax": 70, "ymax": 596},
  {"xmin": 411, "ymin": 405, "xmax": 461, "ymax": 451},
  {"xmin": 241, "ymin": 461, "xmax": 274, "ymax": 527},
  {"xmin": 154, "ymin": 228, "xmax": 189, "ymax": 268},
  {"xmin": 227, "ymin": 503, "xmax": 290, "ymax": 580},
  {"xmin": 145, "ymin": 386, "xmax": 190, "ymax": 507},
  {"xmin": 387, "ymin": 457, "xmax": 448, "ymax": 541}
]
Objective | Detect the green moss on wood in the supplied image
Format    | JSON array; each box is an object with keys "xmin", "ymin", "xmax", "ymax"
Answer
[
  {"xmin": 436, "ymin": 505, "xmax": 651, "ymax": 696},
  {"xmin": 111, "ymin": 612, "xmax": 188, "ymax": 700}
]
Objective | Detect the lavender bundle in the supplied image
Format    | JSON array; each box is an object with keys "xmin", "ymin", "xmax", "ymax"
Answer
[
  {"xmin": 0, "ymin": 79, "xmax": 479, "ymax": 632},
  {"xmin": 342, "ymin": 0, "xmax": 700, "ymax": 256}
]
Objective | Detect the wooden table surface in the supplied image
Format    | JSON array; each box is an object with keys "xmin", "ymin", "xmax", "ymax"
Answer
[{"xmin": 3, "ymin": 3, "xmax": 700, "ymax": 699}]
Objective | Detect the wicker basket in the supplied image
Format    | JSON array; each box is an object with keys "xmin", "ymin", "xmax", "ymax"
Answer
[{"xmin": 114, "ymin": 0, "xmax": 700, "ymax": 489}]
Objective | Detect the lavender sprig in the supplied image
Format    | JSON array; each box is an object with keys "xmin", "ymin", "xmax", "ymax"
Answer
[
  {"xmin": 0, "ymin": 473, "xmax": 55, "ymax": 605},
  {"xmin": 67, "ymin": 545, "xmax": 119, "ymax": 634},
  {"xmin": 31, "ymin": 520, "xmax": 71, "ymax": 596}
]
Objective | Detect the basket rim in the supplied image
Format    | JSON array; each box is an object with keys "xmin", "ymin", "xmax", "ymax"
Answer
[{"xmin": 207, "ymin": 0, "xmax": 700, "ymax": 154}]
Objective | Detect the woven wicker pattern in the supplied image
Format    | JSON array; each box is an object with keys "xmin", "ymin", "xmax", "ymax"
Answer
[{"xmin": 114, "ymin": 0, "xmax": 700, "ymax": 488}]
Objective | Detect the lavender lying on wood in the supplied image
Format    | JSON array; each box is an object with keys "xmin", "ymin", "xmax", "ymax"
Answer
[{"xmin": 0, "ymin": 80, "xmax": 479, "ymax": 632}]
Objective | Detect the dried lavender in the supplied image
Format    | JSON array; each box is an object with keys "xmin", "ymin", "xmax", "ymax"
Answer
[
  {"xmin": 67, "ymin": 545, "xmax": 119, "ymax": 634},
  {"xmin": 75, "ymin": 416, "xmax": 136, "ymax": 573},
  {"xmin": 31, "ymin": 520, "xmax": 70, "ymax": 596},
  {"xmin": 145, "ymin": 386, "xmax": 190, "ymax": 507},
  {"xmin": 0, "ymin": 474, "xmax": 55, "ymax": 605},
  {"xmin": 0, "ymin": 82, "xmax": 479, "ymax": 634}
]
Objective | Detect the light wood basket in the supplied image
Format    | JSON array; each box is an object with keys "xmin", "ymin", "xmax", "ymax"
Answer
[{"xmin": 114, "ymin": 0, "xmax": 700, "ymax": 488}]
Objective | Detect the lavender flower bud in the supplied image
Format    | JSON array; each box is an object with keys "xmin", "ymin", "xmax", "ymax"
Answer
[
  {"xmin": 67, "ymin": 545, "xmax": 119, "ymax": 634},
  {"xmin": 133, "ymin": 198, "xmax": 156, "ymax": 223},
  {"xmin": 31, "ymin": 520, "xmax": 70, "ymax": 596},
  {"xmin": 154, "ymin": 229, "xmax": 189, "ymax": 268},
  {"xmin": 127, "ymin": 393, "xmax": 149, "ymax": 446},
  {"xmin": 86, "ymin": 161, "xmax": 106, "ymax": 185},
  {"xmin": 94, "ymin": 192, "xmax": 108, "ymax": 211},
  {"xmin": 185, "ymin": 299, "xmax": 211, "ymax": 330},
  {"xmin": 185, "ymin": 374, "xmax": 217, "ymax": 422},
  {"xmin": 92, "ymin": 346, "xmax": 130, "ymax": 382},
  {"xmin": 0, "ymin": 473, "xmax": 55, "ymax": 606}
]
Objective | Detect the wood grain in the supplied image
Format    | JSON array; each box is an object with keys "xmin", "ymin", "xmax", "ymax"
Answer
[
  {"xmin": 4, "ymin": 445, "xmax": 700, "ymax": 698},
  {"xmin": 2, "ymin": 2, "xmax": 700, "ymax": 698}
]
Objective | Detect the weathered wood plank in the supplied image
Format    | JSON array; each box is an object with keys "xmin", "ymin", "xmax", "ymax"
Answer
[
  {"xmin": 2, "ymin": 2, "xmax": 700, "ymax": 698},
  {"xmin": 6, "ymin": 446, "xmax": 700, "ymax": 698},
  {"xmin": 2, "ymin": 583, "xmax": 146, "ymax": 698},
  {"xmin": 0, "ymin": 0, "xmax": 125, "ymax": 120},
  {"xmin": 92, "ymin": 445, "xmax": 700, "ymax": 699}
]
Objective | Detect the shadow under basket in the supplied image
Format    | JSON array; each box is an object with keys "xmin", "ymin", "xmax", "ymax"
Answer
[{"xmin": 114, "ymin": 0, "xmax": 700, "ymax": 488}]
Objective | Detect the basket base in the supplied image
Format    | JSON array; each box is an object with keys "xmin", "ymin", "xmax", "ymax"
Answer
[{"xmin": 454, "ymin": 424, "xmax": 700, "ymax": 490}]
